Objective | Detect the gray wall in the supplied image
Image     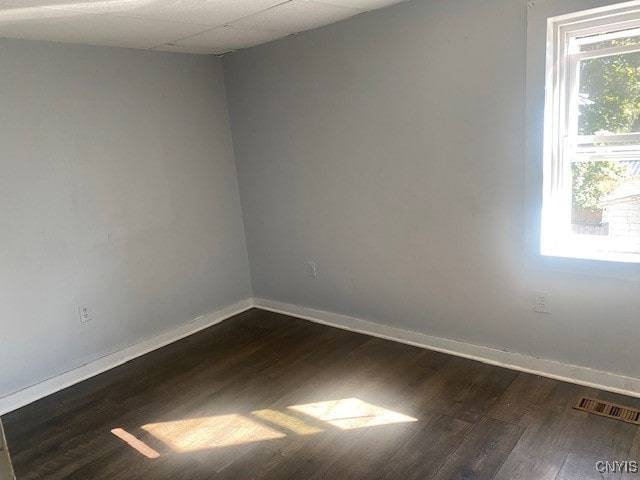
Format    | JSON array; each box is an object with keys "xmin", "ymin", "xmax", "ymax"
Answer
[
  {"xmin": 0, "ymin": 39, "xmax": 251, "ymax": 398},
  {"xmin": 224, "ymin": 0, "xmax": 640, "ymax": 378}
]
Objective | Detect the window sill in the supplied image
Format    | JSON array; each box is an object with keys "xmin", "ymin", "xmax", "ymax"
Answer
[{"xmin": 542, "ymin": 235, "xmax": 640, "ymax": 264}]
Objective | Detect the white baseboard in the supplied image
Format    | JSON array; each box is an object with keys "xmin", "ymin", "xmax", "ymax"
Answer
[
  {"xmin": 0, "ymin": 298, "xmax": 253, "ymax": 416},
  {"xmin": 4, "ymin": 295, "xmax": 640, "ymax": 416},
  {"xmin": 253, "ymin": 298, "xmax": 640, "ymax": 399}
]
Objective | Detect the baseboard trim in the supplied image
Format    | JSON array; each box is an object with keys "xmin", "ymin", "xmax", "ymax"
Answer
[
  {"xmin": 0, "ymin": 298, "xmax": 253, "ymax": 416},
  {"xmin": 5, "ymin": 296, "xmax": 639, "ymax": 416},
  {"xmin": 253, "ymin": 298, "xmax": 640, "ymax": 399}
]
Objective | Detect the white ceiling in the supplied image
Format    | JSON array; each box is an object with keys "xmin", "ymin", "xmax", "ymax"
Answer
[{"xmin": 0, "ymin": 0, "xmax": 406, "ymax": 54}]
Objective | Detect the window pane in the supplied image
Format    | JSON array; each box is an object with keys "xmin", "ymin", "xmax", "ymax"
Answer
[
  {"xmin": 578, "ymin": 51, "xmax": 640, "ymax": 135},
  {"xmin": 571, "ymin": 160, "xmax": 640, "ymax": 246},
  {"xmin": 579, "ymin": 29, "xmax": 640, "ymax": 52}
]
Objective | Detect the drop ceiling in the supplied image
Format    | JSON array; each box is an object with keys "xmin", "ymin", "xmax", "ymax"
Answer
[{"xmin": 0, "ymin": 0, "xmax": 405, "ymax": 54}]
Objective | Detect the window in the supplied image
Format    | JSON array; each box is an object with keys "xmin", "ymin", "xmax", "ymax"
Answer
[{"xmin": 542, "ymin": 2, "xmax": 640, "ymax": 263}]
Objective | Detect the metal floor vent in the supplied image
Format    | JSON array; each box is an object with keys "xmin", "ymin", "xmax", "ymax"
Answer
[{"xmin": 573, "ymin": 396, "xmax": 640, "ymax": 425}]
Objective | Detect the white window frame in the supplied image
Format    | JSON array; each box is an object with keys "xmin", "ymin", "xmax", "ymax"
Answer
[{"xmin": 542, "ymin": 1, "xmax": 640, "ymax": 263}]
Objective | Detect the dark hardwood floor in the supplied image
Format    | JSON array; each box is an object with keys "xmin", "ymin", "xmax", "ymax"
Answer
[{"xmin": 3, "ymin": 308, "xmax": 639, "ymax": 479}]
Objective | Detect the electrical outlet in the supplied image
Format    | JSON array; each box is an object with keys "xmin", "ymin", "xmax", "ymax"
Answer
[
  {"xmin": 78, "ymin": 305, "xmax": 92, "ymax": 323},
  {"xmin": 534, "ymin": 291, "xmax": 551, "ymax": 314},
  {"xmin": 306, "ymin": 262, "xmax": 317, "ymax": 278}
]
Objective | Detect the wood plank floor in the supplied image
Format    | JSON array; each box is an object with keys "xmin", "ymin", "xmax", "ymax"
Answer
[{"xmin": 3, "ymin": 308, "xmax": 640, "ymax": 479}]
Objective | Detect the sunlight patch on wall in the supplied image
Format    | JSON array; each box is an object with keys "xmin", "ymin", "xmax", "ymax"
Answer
[{"xmin": 288, "ymin": 398, "xmax": 418, "ymax": 430}]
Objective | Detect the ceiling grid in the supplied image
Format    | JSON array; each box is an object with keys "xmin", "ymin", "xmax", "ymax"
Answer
[{"xmin": 0, "ymin": 0, "xmax": 405, "ymax": 54}]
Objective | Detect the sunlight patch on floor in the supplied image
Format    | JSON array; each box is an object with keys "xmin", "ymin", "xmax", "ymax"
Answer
[
  {"xmin": 138, "ymin": 398, "xmax": 416, "ymax": 454},
  {"xmin": 111, "ymin": 428, "xmax": 160, "ymax": 459},
  {"xmin": 252, "ymin": 409, "xmax": 323, "ymax": 435},
  {"xmin": 288, "ymin": 398, "xmax": 418, "ymax": 430},
  {"xmin": 141, "ymin": 414, "xmax": 286, "ymax": 452}
]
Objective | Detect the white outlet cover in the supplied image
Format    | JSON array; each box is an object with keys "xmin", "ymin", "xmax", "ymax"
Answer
[
  {"xmin": 78, "ymin": 305, "xmax": 92, "ymax": 323},
  {"xmin": 534, "ymin": 291, "xmax": 551, "ymax": 314},
  {"xmin": 306, "ymin": 262, "xmax": 317, "ymax": 278}
]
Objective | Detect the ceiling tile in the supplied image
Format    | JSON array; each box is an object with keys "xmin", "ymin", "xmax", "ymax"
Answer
[
  {"xmin": 230, "ymin": 0, "xmax": 362, "ymax": 34},
  {"xmin": 0, "ymin": 8, "xmax": 210, "ymax": 48},
  {"xmin": 121, "ymin": 0, "xmax": 289, "ymax": 26},
  {"xmin": 0, "ymin": 0, "xmax": 148, "ymax": 12},
  {"xmin": 0, "ymin": 0, "xmax": 403, "ymax": 54},
  {"xmin": 152, "ymin": 43, "xmax": 230, "ymax": 55},
  {"xmin": 173, "ymin": 25, "xmax": 288, "ymax": 50},
  {"xmin": 38, "ymin": 0, "xmax": 288, "ymax": 26},
  {"xmin": 314, "ymin": 0, "xmax": 404, "ymax": 10}
]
